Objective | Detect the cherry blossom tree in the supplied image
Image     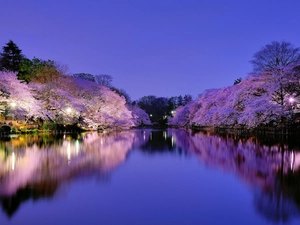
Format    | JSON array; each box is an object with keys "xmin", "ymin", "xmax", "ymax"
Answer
[{"xmin": 0, "ymin": 72, "xmax": 43, "ymax": 120}]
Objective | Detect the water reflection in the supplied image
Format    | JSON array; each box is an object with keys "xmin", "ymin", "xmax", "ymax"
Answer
[
  {"xmin": 170, "ymin": 129, "xmax": 300, "ymax": 223},
  {"xmin": 0, "ymin": 131, "xmax": 149, "ymax": 217},
  {"xmin": 0, "ymin": 129, "xmax": 300, "ymax": 223}
]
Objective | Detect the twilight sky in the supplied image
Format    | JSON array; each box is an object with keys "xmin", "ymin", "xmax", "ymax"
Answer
[{"xmin": 1, "ymin": 0, "xmax": 300, "ymax": 100}]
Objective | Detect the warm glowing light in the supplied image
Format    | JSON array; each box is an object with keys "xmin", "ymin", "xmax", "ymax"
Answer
[
  {"xmin": 11, "ymin": 102, "xmax": 16, "ymax": 108},
  {"xmin": 66, "ymin": 107, "xmax": 72, "ymax": 113}
]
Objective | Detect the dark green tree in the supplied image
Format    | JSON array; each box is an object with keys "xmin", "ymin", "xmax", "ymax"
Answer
[
  {"xmin": 18, "ymin": 57, "xmax": 63, "ymax": 83},
  {"xmin": 0, "ymin": 40, "xmax": 24, "ymax": 72},
  {"xmin": 18, "ymin": 58, "xmax": 35, "ymax": 82}
]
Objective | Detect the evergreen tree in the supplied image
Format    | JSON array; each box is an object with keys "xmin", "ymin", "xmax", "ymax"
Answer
[{"xmin": 0, "ymin": 40, "xmax": 24, "ymax": 72}]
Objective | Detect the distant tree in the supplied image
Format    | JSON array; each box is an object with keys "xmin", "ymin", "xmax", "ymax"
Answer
[
  {"xmin": 18, "ymin": 58, "xmax": 34, "ymax": 82},
  {"xmin": 183, "ymin": 94, "xmax": 193, "ymax": 105},
  {"xmin": 178, "ymin": 95, "xmax": 183, "ymax": 106},
  {"xmin": 0, "ymin": 40, "xmax": 24, "ymax": 72},
  {"xmin": 73, "ymin": 73, "xmax": 95, "ymax": 82},
  {"xmin": 167, "ymin": 97, "xmax": 178, "ymax": 114},
  {"xmin": 94, "ymin": 74, "xmax": 113, "ymax": 87},
  {"xmin": 18, "ymin": 58, "xmax": 63, "ymax": 83},
  {"xmin": 138, "ymin": 95, "xmax": 169, "ymax": 125},
  {"xmin": 250, "ymin": 41, "xmax": 300, "ymax": 74},
  {"xmin": 234, "ymin": 78, "xmax": 242, "ymax": 85},
  {"xmin": 250, "ymin": 41, "xmax": 300, "ymax": 121}
]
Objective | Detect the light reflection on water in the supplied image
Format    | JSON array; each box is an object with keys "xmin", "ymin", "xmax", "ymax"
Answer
[{"xmin": 0, "ymin": 129, "xmax": 300, "ymax": 224}]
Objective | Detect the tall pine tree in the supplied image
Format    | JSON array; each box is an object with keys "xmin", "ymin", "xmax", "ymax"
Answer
[{"xmin": 0, "ymin": 40, "xmax": 24, "ymax": 72}]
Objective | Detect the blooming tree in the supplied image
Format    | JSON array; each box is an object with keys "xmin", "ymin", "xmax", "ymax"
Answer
[{"xmin": 0, "ymin": 72, "xmax": 43, "ymax": 120}]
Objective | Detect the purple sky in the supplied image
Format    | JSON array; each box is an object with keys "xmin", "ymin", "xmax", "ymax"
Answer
[{"xmin": 1, "ymin": 0, "xmax": 300, "ymax": 100}]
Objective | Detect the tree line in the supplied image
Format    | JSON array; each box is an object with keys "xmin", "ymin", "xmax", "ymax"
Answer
[
  {"xmin": 170, "ymin": 41, "xmax": 300, "ymax": 128},
  {"xmin": 0, "ymin": 40, "xmax": 191, "ymax": 127}
]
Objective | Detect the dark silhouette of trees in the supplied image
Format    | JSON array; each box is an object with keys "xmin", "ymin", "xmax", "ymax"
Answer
[
  {"xmin": 94, "ymin": 74, "xmax": 113, "ymax": 87},
  {"xmin": 137, "ymin": 95, "xmax": 193, "ymax": 125},
  {"xmin": 72, "ymin": 73, "xmax": 113, "ymax": 87},
  {"xmin": 0, "ymin": 40, "xmax": 24, "ymax": 72},
  {"xmin": 250, "ymin": 41, "xmax": 300, "ymax": 74},
  {"xmin": 73, "ymin": 73, "xmax": 95, "ymax": 82},
  {"xmin": 234, "ymin": 78, "xmax": 242, "ymax": 85}
]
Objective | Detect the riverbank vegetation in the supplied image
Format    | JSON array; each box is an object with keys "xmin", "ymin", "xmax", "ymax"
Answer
[
  {"xmin": 1, "ymin": 40, "xmax": 300, "ymax": 133},
  {"xmin": 169, "ymin": 41, "xmax": 300, "ymax": 132},
  {"xmin": 0, "ymin": 40, "xmax": 151, "ymax": 133}
]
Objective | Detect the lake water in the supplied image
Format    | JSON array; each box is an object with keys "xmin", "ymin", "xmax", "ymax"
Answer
[{"xmin": 1, "ymin": 129, "xmax": 300, "ymax": 225}]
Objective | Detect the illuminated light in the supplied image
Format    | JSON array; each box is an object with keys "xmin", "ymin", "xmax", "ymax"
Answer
[
  {"xmin": 163, "ymin": 131, "xmax": 167, "ymax": 140},
  {"xmin": 11, "ymin": 102, "xmax": 17, "ymax": 108},
  {"xmin": 291, "ymin": 151, "xmax": 294, "ymax": 171},
  {"xmin": 171, "ymin": 136, "xmax": 174, "ymax": 147},
  {"xmin": 171, "ymin": 111, "xmax": 174, "ymax": 114},
  {"xmin": 66, "ymin": 107, "xmax": 72, "ymax": 114},
  {"xmin": 67, "ymin": 142, "xmax": 71, "ymax": 163},
  {"xmin": 63, "ymin": 134, "xmax": 66, "ymax": 139},
  {"xmin": 75, "ymin": 140, "xmax": 80, "ymax": 155},
  {"xmin": 12, "ymin": 152, "xmax": 15, "ymax": 171},
  {"xmin": 289, "ymin": 97, "xmax": 295, "ymax": 103},
  {"xmin": 149, "ymin": 114, "xmax": 152, "ymax": 117}
]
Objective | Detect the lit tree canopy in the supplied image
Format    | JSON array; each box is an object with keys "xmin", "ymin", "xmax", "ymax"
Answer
[{"xmin": 170, "ymin": 42, "xmax": 300, "ymax": 128}]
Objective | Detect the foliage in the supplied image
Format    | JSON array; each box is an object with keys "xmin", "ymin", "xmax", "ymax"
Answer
[
  {"xmin": 250, "ymin": 41, "xmax": 300, "ymax": 118},
  {"xmin": 0, "ymin": 71, "xmax": 149, "ymax": 129},
  {"xmin": 0, "ymin": 40, "xmax": 24, "ymax": 72},
  {"xmin": 18, "ymin": 57, "xmax": 63, "ymax": 83},
  {"xmin": 127, "ymin": 104, "xmax": 151, "ymax": 126},
  {"xmin": 137, "ymin": 95, "xmax": 192, "ymax": 125},
  {"xmin": 0, "ymin": 72, "xmax": 43, "ymax": 120},
  {"xmin": 111, "ymin": 87, "xmax": 131, "ymax": 103},
  {"xmin": 42, "ymin": 122, "xmax": 57, "ymax": 130},
  {"xmin": 170, "ymin": 41, "xmax": 300, "ymax": 128}
]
